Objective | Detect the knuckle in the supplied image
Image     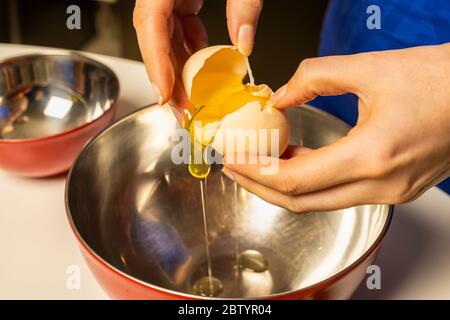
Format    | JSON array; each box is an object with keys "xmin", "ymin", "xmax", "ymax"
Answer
[
  {"xmin": 363, "ymin": 51, "xmax": 390, "ymax": 75},
  {"xmin": 177, "ymin": 0, "xmax": 204, "ymax": 16},
  {"xmin": 391, "ymin": 182, "xmax": 416, "ymax": 204},
  {"xmin": 277, "ymin": 164, "xmax": 298, "ymax": 195},
  {"xmin": 286, "ymin": 199, "xmax": 306, "ymax": 214},
  {"xmin": 133, "ymin": 4, "xmax": 148, "ymax": 29},
  {"xmin": 366, "ymin": 147, "xmax": 395, "ymax": 178},
  {"xmin": 279, "ymin": 177, "xmax": 296, "ymax": 195},
  {"xmin": 297, "ymin": 58, "xmax": 314, "ymax": 82},
  {"xmin": 294, "ymin": 57, "xmax": 320, "ymax": 101},
  {"xmin": 360, "ymin": 51, "xmax": 382, "ymax": 67},
  {"xmin": 238, "ymin": 0, "xmax": 263, "ymax": 10},
  {"xmin": 376, "ymin": 179, "xmax": 416, "ymax": 205},
  {"xmin": 194, "ymin": 0, "xmax": 204, "ymax": 14},
  {"xmin": 388, "ymin": 193, "xmax": 410, "ymax": 205},
  {"xmin": 133, "ymin": 0, "xmax": 163, "ymax": 29}
]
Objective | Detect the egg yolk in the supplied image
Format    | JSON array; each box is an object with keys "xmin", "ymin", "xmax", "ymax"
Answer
[{"xmin": 191, "ymin": 86, "xmax": 268, "ymax": 129}]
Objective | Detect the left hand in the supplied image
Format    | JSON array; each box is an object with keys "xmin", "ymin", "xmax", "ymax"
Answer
[
  {"xmin": 222, "ymin": 44, "xmax": 450, "ymax": 213},
  {"xmin": 133, "ymin": 0, "xmax": 263, "ymax": 121}
]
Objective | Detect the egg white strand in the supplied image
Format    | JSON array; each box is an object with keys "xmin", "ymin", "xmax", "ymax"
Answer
[{"xmin": 245, "ymin": 57, "xmax": 255, "ymax": 86}]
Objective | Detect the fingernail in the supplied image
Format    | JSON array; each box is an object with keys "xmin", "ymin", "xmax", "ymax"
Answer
[
  {"xmin": 152, "ymin": 84, "xmax": 164, "ymax": 105},
  {"xmin": 222, "ymin": 167, "xmax": 235, "ymax": 182},
  {"xmin": 269, "ymin": 84, "xmax": 288, "ymax": 105},
  {"xmin": 237, "ymin": 24, "xmax": 254, "ymax": 56}
]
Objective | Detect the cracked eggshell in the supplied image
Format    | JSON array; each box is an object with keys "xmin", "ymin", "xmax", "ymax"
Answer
[
  {"xmin": 182, "ymin": 45, "xmax": 247, "ymax": 107},
  {"xmin": 210, "ymin": 101, "xmax": 290, "ymax": 157},
  {"xmin": 182, "ymin": 45, "xmax": 291, "ymax": 158}
]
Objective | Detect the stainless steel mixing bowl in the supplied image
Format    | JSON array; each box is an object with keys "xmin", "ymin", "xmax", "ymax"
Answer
[
  {"xmin": 0, "ymin": 52, "xmax": 119, "ymax": 177},
  {"xmin": 66, "ymin": 104, "xmax": 392, "ymax": 299}
]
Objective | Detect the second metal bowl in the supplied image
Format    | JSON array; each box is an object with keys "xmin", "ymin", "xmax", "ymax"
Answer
[{"xmin": 0, "ymin": 52, "xmax": 119, "ymax": 177}]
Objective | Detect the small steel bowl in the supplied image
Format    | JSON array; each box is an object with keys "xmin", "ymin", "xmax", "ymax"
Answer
[
  {"xmin": 0, "ymin": 52, "xmax": 119, "ymax": 177},
  {"xmin": 66, "ymin": 104, "xmax": 393, "ymax": 299}
]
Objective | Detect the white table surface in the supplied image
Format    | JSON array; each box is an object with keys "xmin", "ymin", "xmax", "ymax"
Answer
[{"xmin": 0, "ymin": 44, "xmax": 449, "ymax": 300}]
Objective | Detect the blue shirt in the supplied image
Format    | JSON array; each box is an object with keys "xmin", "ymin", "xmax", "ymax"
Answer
[{"xmin": 311, "ymin": 0, "xmax": 450, "ymax": 194}]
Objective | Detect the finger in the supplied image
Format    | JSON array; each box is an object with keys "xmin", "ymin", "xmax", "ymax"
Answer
[
  {"xmin": 181, "ymin": 15, "xmax": 208, "ymax": 54},
  {"xmin": 166, "ymin": 14, "xmax": 193, "ymax": 122},
  {"xmin": 281, "ymin": 145, "xmax": 312, "ymax": 159},
  {"xmin": 270, "ymin": 54, "xmax": 374, "ymax": 109},
  {"xmin": 170, "ymin": 77, "xmax": 194, "ymax": 125},
  {"xmin": 134, "ymin": 0, "xmax": 176, "ymax": 104},
  {"xmin": 224, "ymin": 129, "xmax": 368, "ymax": 195},
  {"xmin": 288, "ymin": 181, "xmax": 378, "ymax": 212},
  {"xmin": 223, "ymin": 168, "xmax": 379, "ymax": 213},
  {"xmin": 174, "ymin": 0, "xmax": 203, "ymax": 16},
  {"xmin": 172, "ymin": 14, "xmax": 190, "ymax": 68},
  {"xmin": 222, "ymin": 167, "xmax": 294, "ymax": 210},
  {"xmin": 226, "ymin": 0, "xmax": 263, "ymax": 56}
]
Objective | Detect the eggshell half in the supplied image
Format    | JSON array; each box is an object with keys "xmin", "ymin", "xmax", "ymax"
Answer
[
  {"xmin": 211, "ymin": 101, "xmax": 290, "ymax": 157},
  {"xmin": 182, "ymin": 45, "xmax": 291, "ymax": 159},
  {"xmin": 182, "ymin": 45, "xmax": 247, "ymax": 107}
]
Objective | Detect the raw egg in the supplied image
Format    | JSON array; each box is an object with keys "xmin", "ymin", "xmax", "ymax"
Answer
[{"xmin": 182, "ymin": 45, "xmax": 290, "ymax": 178}]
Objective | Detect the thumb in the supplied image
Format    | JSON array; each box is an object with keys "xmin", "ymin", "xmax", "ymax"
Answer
[
  {"xmin": 226, "ymin": 0, "xmax": 263, "ymax": 56},
  {"xmin": 270, "ymin": 54, "xmax": 371, "ymax": 109}
]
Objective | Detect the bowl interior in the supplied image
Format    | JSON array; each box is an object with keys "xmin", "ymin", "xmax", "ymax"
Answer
[
  {"xmin": 0, "ymin": 53, "xmax": 118, "ymax": 140},
  {"xmin": 67, "ymin": 105, "xmax": 390, "ymax": 298}
]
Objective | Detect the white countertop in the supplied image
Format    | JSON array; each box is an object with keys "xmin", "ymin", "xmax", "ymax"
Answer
[{"xmin": 0, "ymin": 44, "xmax": 448, "ymax": 300}]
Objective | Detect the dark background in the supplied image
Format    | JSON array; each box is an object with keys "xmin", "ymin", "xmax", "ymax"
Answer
[{"xmin": 0, "ymin": 0, "xmax": 328, "ymax": 89}]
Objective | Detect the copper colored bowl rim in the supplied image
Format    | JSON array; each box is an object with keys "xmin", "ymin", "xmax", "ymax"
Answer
[
  {"xmin": 0, "ymin": 51, "xmax": 120, "ymax": 144},
  {"xmin": 65, "ymin": 104, "xmax": 394, "ymax": 300}
]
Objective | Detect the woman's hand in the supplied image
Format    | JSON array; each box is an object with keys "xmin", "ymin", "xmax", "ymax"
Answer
[
  {"xmin": 223, "ymin": 44, "xmax": 450, "ymax": 213},
  {"xmin": 133, "ymin": 0, "xmax": 263, "ymax": 120}
]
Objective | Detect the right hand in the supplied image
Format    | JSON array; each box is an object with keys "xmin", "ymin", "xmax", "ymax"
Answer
[
  {"xmin": 223, "ymin": 44, "xmax": 450, "ymax": 212},
  {"xmin": 133, "ymin": 0, "xmax": 264, "ymax": 121}
]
